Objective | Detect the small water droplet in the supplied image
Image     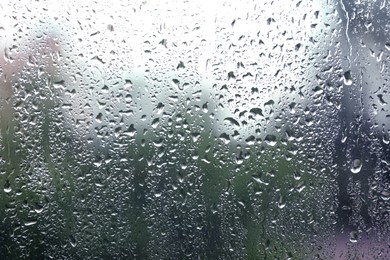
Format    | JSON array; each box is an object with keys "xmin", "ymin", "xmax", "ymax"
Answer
[
  {"xmin": 24, "ymin": 220, "xmax": 38, "ymax": 226},
  {"xmin": 351, "ymin": 159, "xmax": 362, "ymax": 174},
  {"xmin": 278, "ymin": 195, "xmax": 286, "ymax": 209},
  {"xmin": 349, "ymin": 231, "xmax": 358, "ymax": 243},
  {"xmin": 69, "ymin": 235, "xmax": 77, "ymax": 247},
  {"xmin": 343, "ymin": 71, "xmax": 352, "ymax": 85},
  {"xmin": 4, "ymin": 180, "xmax": 11, "ymax": 193},
  {"xmin": 219, "ymin": 133, "xmax": 230, "ymax": 144},
  {"xmin": 293, "ymin": 171, "xmax": 301, "ymax": 180},
  {"xmin": 227, "ymin": 71, "xmax": 236, "ymax": 80},
  {"xmin": 224, "ymin": 117, "xmax": 240, "ymax": 127},
  {"xmin": 249, "ymin": 108, "xmax": 263, "ymax": 118},
  {"xmin": 151, "ymin": 118, "xmax": 160, "ymax": 128},
  {"xmin": 381, "ymin": 190, "xmax": 390, "ymax": 201},
  {"xmin": 176, "ymin": 61, "xmax": 185, "ymax": 70},
  {"xmin": 171, "ymin": 79, "xmax": 180, "ymax": 90},
  {"xmin": 202, "ymin": 102, "xmax": 208, "ymax": 113},
  {"xmin": 34, "ymin": 202, "xmax": 44, "ymax": 213},
  {"xmin": 245, "ymin": 135, "xmax": 255, "ymax": 145}
]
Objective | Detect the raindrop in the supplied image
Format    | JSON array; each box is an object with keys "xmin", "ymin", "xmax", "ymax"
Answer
[
  {"xmin": 343, "ymin": 71, "xmax": 352, "ymax": 85},
  {"xmin": 171, "ymin": 79, "xmax": 180, "ymax": 90},
  {"xmin": 227, "ymin": 71, "xmax": 236, "ymax": 80},
  {"xmin": 123, "ymin": 79, "xmax": 133, "ymax": 89},
  {"xmin": 349, "ymin": 231, "xmax": 358, "ymax": 243},
  {"xmin": 264, "ymin": 135, "xmax": 277, "ymax": 146},
  {"xmin": 350, "ymin": 159, "xmax": 362, "ymax": 174},
  {"xmin": 151, "ymin": 118, "xmax": 160, "ymax": 128},
  {"xmin": 293, "ymin": 171, "xmax": 301, "ymax": 180},
  {"xmin": 245, "ymin": 135, "xmax": 255, "ymax": 145},
  {"xmin": 224, "ymin": 117, "xmax": 240, "ymax": 127},
  {"xmin": 34, "ymin": 202, "xmax": 44, "ymax": 213},
  {"xmin": 69, "ymin": 235, "xmax": 77, "ymax": 247},
  {"xmin": 202, "ymin": 102, "xmax": 208, "ymax": 113},
  {"xmin": 176, "ymin": 61, "xmax": 185, "ymax": 70},
  {"xmin": 378, "ymin": 94, "xmax": 387, "ymax": 105},
  {"xmin": 278, "ymin": 195, "xmax": 286, "ymax": 209},
  {"xmin": 4, "ymin": 180, "xmax": 11, "ymax": 193},
  {"xmin": 288, "ymin": 103, "xmax": 297, "ymax": 114},
  {"xmin": 24, "ymin": 220, "xmax": 38, "ymax": 226},
  {"xmin": 219, "ymin": 133, "xmax": 230, "ymax": 144},
  {"xmin": 380, "ymin": 190, "xmax": 390, "ymax": 201},
  {"xmin": 264, "ymin": 99, "xmax": 275, "ymax": 107},
  {"xmin": 159, "ymin": 39, "xmax": 168, "ymax": 47},
  {"xmin": 156, "ymin": 103, "xmax": 165, "ymax": 114},
  {"xmin": 53, "ymin": 80, "xmax": 66, "ymax": 89},
  {"xmin": 249, "ymin": 108, "xmax": 263, "ymax": 118}
]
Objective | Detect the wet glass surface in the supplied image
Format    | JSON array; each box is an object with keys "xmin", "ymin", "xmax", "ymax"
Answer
[{"xmin": 1, "ymin": 0, "xmax": 390, "ymax": 259}]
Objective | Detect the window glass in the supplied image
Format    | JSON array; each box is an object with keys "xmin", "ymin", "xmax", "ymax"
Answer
[{"xmin": 1, "ymin": 0, "xmax": 390, "ymax": 258}]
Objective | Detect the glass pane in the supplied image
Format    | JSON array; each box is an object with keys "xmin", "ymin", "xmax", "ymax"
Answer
[{"xmin": 1, "ymin": 0, "xmax": 390, "ymax": 258}]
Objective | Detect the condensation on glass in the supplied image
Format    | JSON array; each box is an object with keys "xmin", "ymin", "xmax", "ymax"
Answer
[{"xmin": 1, "ymin": 0, "xmax": 390, "ymax": 259}]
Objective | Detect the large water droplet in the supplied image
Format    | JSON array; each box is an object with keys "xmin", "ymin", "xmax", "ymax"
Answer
[{"xmin": 264, "ymin": 135, "xmax": 277, "ymax": 146}]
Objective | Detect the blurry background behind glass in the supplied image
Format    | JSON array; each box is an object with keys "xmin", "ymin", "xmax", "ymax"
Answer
[{"xmin": 1, "ymin": 0, "xmax": 390, "ymax": 259}]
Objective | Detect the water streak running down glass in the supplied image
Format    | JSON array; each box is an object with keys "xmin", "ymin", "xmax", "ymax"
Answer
[{"xmin": 1, "ymin": 0, "xmax": 390, "ymax": 259}]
